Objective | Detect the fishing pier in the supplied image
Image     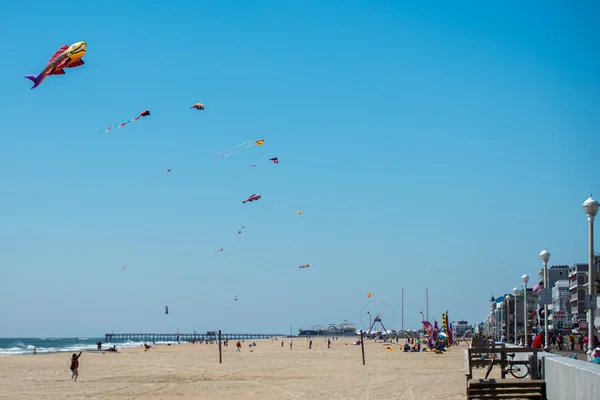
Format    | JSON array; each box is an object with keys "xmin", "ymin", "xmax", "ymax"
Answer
[{"xmin": 104, "ymin": 332, "xmax": 284, "ymax": 343}]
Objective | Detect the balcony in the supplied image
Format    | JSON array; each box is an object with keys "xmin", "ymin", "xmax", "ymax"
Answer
[{"xmin": 570, "ymin": 293, "xmax": 579, "ymax": 303}]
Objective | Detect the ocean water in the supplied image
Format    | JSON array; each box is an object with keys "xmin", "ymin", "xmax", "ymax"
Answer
[{"xmin": 0, "ymin": 337, "xmax": 180, "ymax": 356}]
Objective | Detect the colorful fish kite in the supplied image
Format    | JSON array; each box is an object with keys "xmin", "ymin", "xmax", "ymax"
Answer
[
  {"xmin": 100, "ymin": 110, "xmax": 150, "ymax": 133},
  {"xmin": 25, "ymin": 42, "xmax": 87, "ymax": 89},
  {"xmin": 299, "ymin": 264, "xmax": 310, "ymax": 269},
  {"xmin": 191, "ymin": 103, "xmax": 204, "ymax": 110},
  {"xmin": 242, "ymin": 194, "xmax": 261, "ymax": 204},
  {"xmin": 215, "ymin": 248, "xmax": 224, "ymax": 253},
  {"xmin": 216, "ymin": 139, "xmax": 264, "ymax": 160},
  {"xmin": 270, "ymin": 157, "xmax": 279, "ymax": 164}
]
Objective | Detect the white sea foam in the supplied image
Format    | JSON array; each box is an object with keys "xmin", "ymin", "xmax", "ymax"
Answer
[{"xmin": 0, "ymin": 339, "xmax": 183, "ymax": 356}]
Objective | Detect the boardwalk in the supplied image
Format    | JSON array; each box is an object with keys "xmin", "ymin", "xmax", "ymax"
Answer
[{"xmin": 104, "ymin": 332, "xmax": 284, "ymax": 343}]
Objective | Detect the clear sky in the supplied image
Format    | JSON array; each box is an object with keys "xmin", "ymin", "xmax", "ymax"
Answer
[{"xmin": 0, "ymin": 0, "xmax": 599, "ymax": 337}]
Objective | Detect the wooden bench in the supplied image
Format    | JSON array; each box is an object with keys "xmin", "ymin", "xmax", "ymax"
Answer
[
  {"xmin": 464, "ymin": 345, "xmax": 546, "ymax": 400},
  {"xmin": 465, "ymin": 341, "xmax": 507, "ymax": 376}
]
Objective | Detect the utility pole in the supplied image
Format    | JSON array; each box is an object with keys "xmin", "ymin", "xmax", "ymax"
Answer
[
  {"xmin": 426, "ymin": 288, "xmax": 429, "ymax": 322},
  {"xmin": 402, "ymin": 288, "xmax": 404, "ymax": 332}
]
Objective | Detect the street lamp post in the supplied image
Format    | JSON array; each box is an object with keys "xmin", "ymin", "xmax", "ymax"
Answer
[
  {"xmin": 489, "ymin": 303, "xmax": 495, "ymax": 339},
  {"xmin": 513, "ymin": 287, "xmax": 519, "ymax": 344},
  {"xmin": 583, "ymin": 195, "xmax": 599, "ymax": 359},
  {"xmin": 500, "ymin": 304, "xmax": 504, "ymax": 338},
  {"xmin": 495, "ymin": 308, "xmax": 499, "ymax": 339},
  {"xmin": 505, "ymin": 295, "xmax": 511, "ymax": 341},
  {"xmin": 540, "ymin": 249, "xmax": 551, "ymax": 349},
  {"xmin": 522, "ymin": 274, "xmax": 529, "ymax": 347}
]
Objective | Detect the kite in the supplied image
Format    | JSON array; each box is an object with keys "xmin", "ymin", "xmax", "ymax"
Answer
[
  {"xmin": 269, "ymin": 157, "xmax": 279, "ymax": 164},
  {"xmin": 25, "ymin": 41, "xmax": 87, "ymax": 89},
  {"xmin": 120, "ymin": 265, "xmax": 126, "ymax": 271},
  {"xmin": 242, "ymin": 194, "xmax": 261, "ymax": 204},
  {"xmin": 99, "ymin": 110, "xmax": 150, "ymax": 133},
  {"xmin": 191, "ymin": 103, "xmax": 204, "ymax": 110},
  {"xmin": 165, "ymin": 306, "xmax": 169, "ymax": 314},
  {"xmin": 250, "ymin": 164, "xmax": 257, "ymax": 167},
  {"xmin": 166, "ymin": 169, "xmax": 171, "ymax": 173},
  {"xmin": 299, "ymin": 264, "xmax": 310, "ymax": 269},
  {"xmin": 366, "ymin": 293, "xmax": 372, "ymax": 298},
  {"xmin": 216, "ymin": 139, "xmax": 264, "ymax": 160},
  {"xmin": 215, "ymin": 248, "xmax": 224, "ymax": 253},
  {"xmin": 237, "ymin": 225, "xmax": 246, "ymax": 235},
  {"xmin": 234, "ymin": 296, "xmax": 238, "ymax": 301},
  {"xmin": 297, "ymin": 211, "xmax": 302, "ymax": 215}
]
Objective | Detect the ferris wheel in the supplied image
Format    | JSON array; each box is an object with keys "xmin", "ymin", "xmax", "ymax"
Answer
[{"xmin": 361, "ymin": 300, "xmax": 395, "ymax": 334}]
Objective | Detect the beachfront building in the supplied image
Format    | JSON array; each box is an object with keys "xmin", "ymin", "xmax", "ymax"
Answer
[
  {"xmin": 535, "ymin": 265, "xmax": 569, "ymax": 291},
  {"xmin": 569, "ymin": 263, "xmax": 588, "ymax": 325},
  {"xmin": 482, "ymin": 257, "xmax": 599, "ymax": 341},
  {"xmin": 533, "ymin": 265, "xmax": 569, "ymax": 332},
  {"xmin": 584, "ymin": 256, "xmax": 600, "ymax": 331},
  {"xmin": 454, "ymin": 320, "xmax": 472, "ymax": 337},
  {"xmin": 482, "ymin": 312, "xmax": 494, "ymax": 337},
  {"xmin": 548, "ymin": 280, "xmax": 570, "ymax": 333},
  {"xmin": 505, "ymin": 288, "xmax": 539, "ymax": 339}
]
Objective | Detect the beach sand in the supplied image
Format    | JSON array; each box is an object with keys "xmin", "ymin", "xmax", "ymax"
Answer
[{"xmin": 0, "ymin": 338, "xmax": 470, "ymax": 399}]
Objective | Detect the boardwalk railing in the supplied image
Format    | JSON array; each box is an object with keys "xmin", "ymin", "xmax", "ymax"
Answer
[{"xmin": 104, "ymin": 333, "xmax": 284, "ymax": 343}]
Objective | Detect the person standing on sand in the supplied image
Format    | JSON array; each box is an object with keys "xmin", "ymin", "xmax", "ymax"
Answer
[
  {"xmin": 309, "ymin": 339, "xmax": 312, "ymax": 349},
  {"xmin": 70, "ymin": 352, "xmax": 82, "ymax": 382},
  {"xmin": 289, "ymin": 339, "xmax": 293, "ymax": 349},
  {"xmin": 281, "ymin": 340, "xmax": 284, "ymax": 347}
]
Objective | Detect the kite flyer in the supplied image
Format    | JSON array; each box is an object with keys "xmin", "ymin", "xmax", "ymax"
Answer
[{"xmin": 70, "ymin": 352, "xmax": 82, "ymax": 381}]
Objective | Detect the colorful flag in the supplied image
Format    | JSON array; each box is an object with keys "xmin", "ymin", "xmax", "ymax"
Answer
[
  {"xmin": 422, "ymin": 321, "xmax": 434, "ymax": 345},
  {"xmin": 446, "ymin": 311, "xmax": 454, "ymax": 345}
]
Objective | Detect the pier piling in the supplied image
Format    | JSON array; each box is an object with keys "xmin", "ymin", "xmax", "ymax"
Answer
[{"xmin": 104, "ymin": 332, "xmax": 283, "ymax": 344}]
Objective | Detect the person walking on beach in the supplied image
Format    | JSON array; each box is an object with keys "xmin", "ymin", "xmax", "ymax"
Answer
[
  {"xmin": 309, "ymin": 339, "xmax": 312, "ymax": 349},
  {"xmin": 281, "ymin": 340, "xmax": 284, "ymax": 347},
  {"xmin": 236, "ymin": 341, "xmax": 241, "ymax": 352},
  {"xmin": 327, "ymin": 339, "xmax": 331, "ymax": 349},
  {"xmin": 289, "ymin": 339, "xmax": 293, "ymax": 350},
  {"xmin": 70, "ymin": 352, "xmax": 82, "ymax": 382}
]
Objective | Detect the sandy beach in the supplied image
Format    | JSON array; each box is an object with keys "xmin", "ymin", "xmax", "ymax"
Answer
[{"xmin": 0, "ymin": 338, "xmax": 471, "ymax": 399}]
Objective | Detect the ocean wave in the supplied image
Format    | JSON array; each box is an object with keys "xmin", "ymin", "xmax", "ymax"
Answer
[{"xmin": 0, "ymin": 340, "xmax": 183, "ymax": 356}]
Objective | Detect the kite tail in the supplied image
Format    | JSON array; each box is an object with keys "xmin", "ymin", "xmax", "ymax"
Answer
[
  {"xmin": 24, "ymin": 74, "xmax": 41, "ymax": 88},
  {"xmin": 216, "ymin": 142, "xmax": 259, "ymax": 160}
]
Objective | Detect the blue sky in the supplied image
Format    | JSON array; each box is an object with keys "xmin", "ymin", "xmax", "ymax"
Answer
[{"xmin": 0, "ymin": 0, "xmax": 599, "ymax": 337}]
